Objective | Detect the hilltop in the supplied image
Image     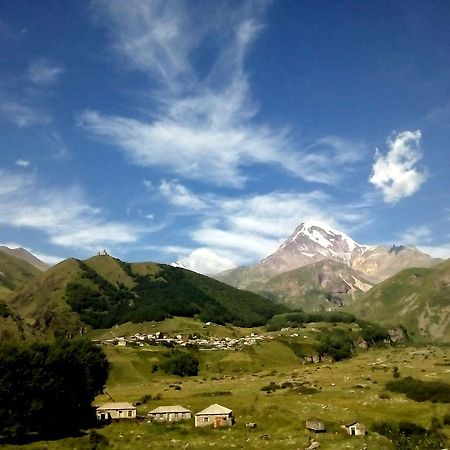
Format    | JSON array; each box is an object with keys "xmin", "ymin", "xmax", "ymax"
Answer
[{"xmin": 0, "ymin": 246, "xmax": 48, "ymax": 271}]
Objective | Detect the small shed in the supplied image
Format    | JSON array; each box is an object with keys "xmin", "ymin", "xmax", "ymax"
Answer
[
  {"xmin": 96, "ymin": 402, "xmax": 136, "ymax": 421},
  {"xmin": 148, "ymin": 405, "xmax": 192, "ymax": 422},
  {"xmin": 306, "ymin": 419, "xmax": 325, "ymax": 432},
  {"xmin": 344, "ymin": 421, "xmax": 366, "ymax": 436},
  {"xmin": 195, "ymin": 404, "xmax": 234, "ymax": 428}
]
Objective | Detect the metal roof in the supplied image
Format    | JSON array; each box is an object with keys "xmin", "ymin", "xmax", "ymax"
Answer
[
  {"xmin": 97, "ymin": 402, "xmax": 135, "ymax": 411},
  {"xmin": 148, "ymin": 405, "xmax": 191, "ymax": 414},
  {"xmin": 195, "ymin": 404, "xmax": 232, "ymax": 415}
]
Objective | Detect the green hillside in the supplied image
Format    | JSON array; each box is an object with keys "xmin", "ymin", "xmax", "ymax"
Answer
[
  {"xmin": 0, "ymin": 251, "xmax": 41, "ymax": 300},
  {"xmin": 7, "ymin": 255, "xmax": 286, "ymax": 338},
  {"xmin": 346, "ymin": 259, "xmax": 450, "ymax": 342}
]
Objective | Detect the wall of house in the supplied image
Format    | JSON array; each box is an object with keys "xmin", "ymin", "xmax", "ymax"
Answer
[{"xmin": 195, "ymin": 414, "xmax": 233, "ymax": 427}]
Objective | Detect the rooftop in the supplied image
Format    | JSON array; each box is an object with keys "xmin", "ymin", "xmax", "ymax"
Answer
[
  {"xmin": 97, "ymin": 402, "xmax": 135, "ymax": 411},
  {"xmin": 149, "ymin": 405, "xmax": 191, "ymax": 414},
  {"xmin": 195, "ymin": 404, "xmax": 232, "ymax": 415}
]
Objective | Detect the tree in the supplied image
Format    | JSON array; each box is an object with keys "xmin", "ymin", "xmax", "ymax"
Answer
[
  {"xmin": 0, "ymin": 339, "xmax": 109, "ymax": 442},
  {"xmin": 159, "ymin": 349, "xmax": 199, "ymax": 377}
]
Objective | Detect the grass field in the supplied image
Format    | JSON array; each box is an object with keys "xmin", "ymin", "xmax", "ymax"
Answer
[{"xmin": 3, "ymin": 321, "xmax": 450, "ymax": 449}]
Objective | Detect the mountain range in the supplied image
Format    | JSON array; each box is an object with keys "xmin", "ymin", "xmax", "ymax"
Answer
[
  {"xmin": 0, "ymin": 223, "xmax": 448, "ymax": 343},
  {"xmin": 215, "ymin": 222, "xmax": 440, "ymax": 309}
]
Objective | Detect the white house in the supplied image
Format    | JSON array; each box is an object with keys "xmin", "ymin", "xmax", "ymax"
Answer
[
  {"xmin": 96, "ymin": 402, "xmax": 136, "ymax": 421},
  {"xmin": 344, "ymin": 421, "xmax": 366, "ymax": 436},
  {"xmin": 195, "ymin": 404, "xmax": 234, "ymax": 428},
  {"xmin": 148, "ymin": 405, "xmax": 192, "ymax": 422}
]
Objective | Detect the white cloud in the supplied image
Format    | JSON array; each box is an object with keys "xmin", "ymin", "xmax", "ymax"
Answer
[
  {"xmin": 416, "ymin": 244, "xmax": 450, "ymax": 259},
  {"xmin": 369, "ymin": 130, "xmax": 427, "ymax": 203},
  {"xmin": 0, "ymin": 167, "xmax": 148, "ymax": 252},
  {"xmin": 93, "ymin": 0, "xmax": 197, "ymax": 90},
  {"xmin": 28, "ymin": 59, "xmax": 63, "ymax": 85},
  {"xmin": 178, "ymin": 247, "xmax": 236, "ymax": 274},
  {"xmin": 159, "ymin": 179, "xmax": 207, "ymax": 210},
  {"xmin": 398, "ymin": 225, "xmax": 432, "ymax": 246},
  {"xmin": 29, "ymin": 251, "xmax": 65, "ymax": 266},
  {"xmin": 0, "ymin": 100, "xmax": 51, "ymax": 127},
  {"xmin": 143, "ymin": 180, "xmax": 154, "ymax": 191},
  {"xmin": 0, "ymin": 169, "xmax": 34, "ymax": 195},
  {"xmin": 81, "ymin": 1, "xmax": 365, "ymax": 187},
  {"xmin": 168, "ymin": 188, "xmax": 370, "ymax": 273},
  {"xmin": 15, "ymin": 159, "xmax": 30, "ymax": 168}
]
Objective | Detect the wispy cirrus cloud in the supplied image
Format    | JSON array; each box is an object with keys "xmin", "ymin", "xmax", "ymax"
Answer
[
  {"xmin": 154, "ymin": 180, "xmax": 370, "ymax": 273},
  {"xmin": 0, "ymin": 167, "xmax": 149, "ymax": 252},
  {"xmin": 0, "ymin": 99, "xmax": 51, "ymax": 127},
  {"xmin": 369, "ymin": 130, "xmax": 427, "ymax": 203},
  {"xmin": 27, "ymin": 59, "xmax": 64, "ymax": 85},
  {"xmin": 159, "ymin": 179, "xmax": 207, "ymax": 210},
  {"xmin": 80, "ymin": 0, "xmax": 366, "ymax": 188},
  {"xmin": 398, "ymin": 225, "xmax": 432, "ymax": 246}
]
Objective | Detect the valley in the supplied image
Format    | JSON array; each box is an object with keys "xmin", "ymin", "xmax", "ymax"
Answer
[{"xmin": 2, "ymin": 318, "xmax": 450, "ymax": 449}]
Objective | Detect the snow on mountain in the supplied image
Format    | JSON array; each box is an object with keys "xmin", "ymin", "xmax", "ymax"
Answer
[{"xmin": 261, "ymin": 222, "xmax": 371, "ymax": 272}]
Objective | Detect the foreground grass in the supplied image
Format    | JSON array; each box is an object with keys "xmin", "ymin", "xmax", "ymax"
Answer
[{"xmin": 3, "ymin": 323, "xmax": 450, "ymax": 449}]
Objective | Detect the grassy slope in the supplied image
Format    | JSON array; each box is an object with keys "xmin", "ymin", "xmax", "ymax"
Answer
[
  {"xmin": 346, "ymin": 259, "xmax": 450, "ymax": 342},
  {"xmin": 0, "ymin": 252, "xmax": 42, "ymax": 341},
  {"xmin": 7, "ymin": 258, "xmax": 87, "ymax": 338},
  {"xmin": 0, "ymin": 252, "xmax": 40, "ymax": 301},
  {"xmin": 7, "ymin": 255, "xmax": 286, "ymax": 338},
  {"xmin": 6, "ymin": 322, "xmax": 450, "ymax": 449}
]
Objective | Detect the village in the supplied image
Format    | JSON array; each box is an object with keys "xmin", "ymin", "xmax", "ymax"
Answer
[{"xmin": 94, "ymin": 329, "xmax": 273, "ymax": 351}]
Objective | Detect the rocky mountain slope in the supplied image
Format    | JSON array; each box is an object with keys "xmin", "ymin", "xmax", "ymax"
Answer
[
  {"xmin": 215, "ymin": 221, "xmax": 440, "ymax": 309},
  {"xmin": 0, "ymin": 246, "xmax": 48, "ymax": 271},
  {"xmin": 259, "ymin": 259, "xmax": 373, "ymax": 310},
  {"xmin": 346, "ymin": 259, "xmax": 450, "ymax": 342},
  {"xmin": 5, "ymin": 255, "xmax": 286, "ymax": 339}
]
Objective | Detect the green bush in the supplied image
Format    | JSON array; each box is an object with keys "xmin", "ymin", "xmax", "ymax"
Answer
[
  {"xmin": 372, "ymin": 421, "xmax": 446, "ymax": 449},
  {"xmin": 160, "ymin": 349, "xmax": 199, "ymax": 377},
  {"xmin": 386, "ymin": 376, "xmax": 450, "ymax": 403},
  {"xmin": 316, "ymin": 328, "xmax": 354, "ymax": 361}
]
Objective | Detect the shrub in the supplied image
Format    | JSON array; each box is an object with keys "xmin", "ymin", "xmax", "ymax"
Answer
[
  {"xmin": 443, "ymin": 411, "xmax": 450, "ymax": 425},
  {"xmin": 386, "ymin": 376, "xmax": 450, "ymax": 403},
  {"xmin": 372, "ymin": 421, "xmax": 446, "ymax": 449},
  {"xmin": 159, "ymin": 349, "xmax": 199, "ymax": 377}
]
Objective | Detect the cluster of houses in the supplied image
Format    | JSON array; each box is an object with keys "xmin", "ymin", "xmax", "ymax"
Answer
[
  {"xmin": 96, "ymin": 402, "xmax": 234, "ymax": 428},
  {"xmin": 96, "ymin": 402, "xmax": 365, "ymax": 436},
  {"xmin": 96, "ymin": 331, "xmax": 271, "ymax": 351}
]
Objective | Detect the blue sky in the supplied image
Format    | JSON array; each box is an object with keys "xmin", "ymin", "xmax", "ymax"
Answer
[{"xmin": 0, "ymin": 0, "xmax": 449, "ymax": 273}]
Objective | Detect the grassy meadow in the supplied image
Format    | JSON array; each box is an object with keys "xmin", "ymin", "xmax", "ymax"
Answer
[{"xmin": 3, "ymin": 320, "xmax": 450, "ymax": 449}]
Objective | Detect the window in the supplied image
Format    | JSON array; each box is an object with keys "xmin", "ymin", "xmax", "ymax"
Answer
[
  {"xmin": 203, "ymin": 417, "xmax": 209, "ymax": 422},
  {"xmin": 128, "ymin": 410, "xmax": 133, "ymax": 417}
]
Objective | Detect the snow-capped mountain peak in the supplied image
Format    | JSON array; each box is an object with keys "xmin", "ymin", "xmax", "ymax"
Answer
[
  {"xmin": 289, "ymin": 222, "xmax": 360, "ymax": 252},
  {"xmin": 261, "ymin": 221, "xmax": 368, "ymax": 272}
]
